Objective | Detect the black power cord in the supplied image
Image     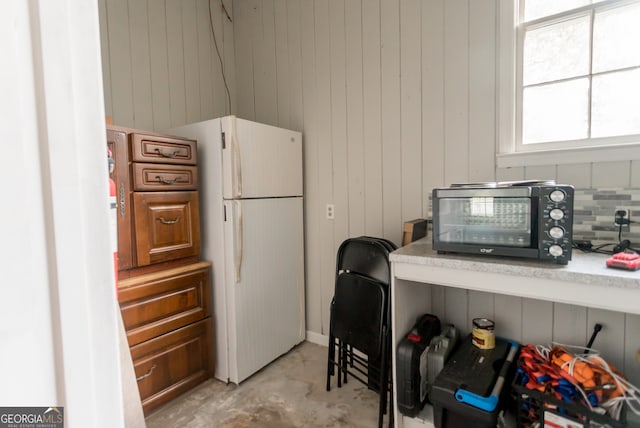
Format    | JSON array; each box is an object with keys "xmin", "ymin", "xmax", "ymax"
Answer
[{"xmin": 572, "ymin": 210, "xmax": 637, "ymax": 255}]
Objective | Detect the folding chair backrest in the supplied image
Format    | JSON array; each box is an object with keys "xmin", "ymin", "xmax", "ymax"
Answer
[
  {"xmin": 332, "ymin": 272, "xmax": 386, "ymax": 358},
  {"xmin": 336, "ymin": 237, "xmax": 396, "ymax": 285}
]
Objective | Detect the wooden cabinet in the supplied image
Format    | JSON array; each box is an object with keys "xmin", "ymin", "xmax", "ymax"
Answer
[
  {"xmin": 133, "ymin": 191, "xmax": 200, "ymax": 267},
  {"xmin": 118, "ymin": 262, "xmax": 211, "ymax": 347},
  {"xmin": 108, "ymin": 125, "xmax": 213, "ymax": 415},
  {"xmin": 107, "ymin": 127, "xmax": 134, "ymax": 271},
  {"xmin": 107, "ymin": 126, "xmax": 201, "ymax": 270},
  {"xmin": 120, "ymin": 263, "xmax": 214, "ymax": 415},
  {"xmin": 131, "ymin": 318, "xmax": 213, "ymax": 414}
]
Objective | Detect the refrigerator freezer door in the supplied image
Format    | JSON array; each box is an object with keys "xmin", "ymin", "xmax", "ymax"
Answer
[
  {"xmin": 221, "ymin": 116, "xmax": 303, "ymax": 199},
  {"xmin": 223, "ymin": 197, "xmax": 305, "ymax": 384}
]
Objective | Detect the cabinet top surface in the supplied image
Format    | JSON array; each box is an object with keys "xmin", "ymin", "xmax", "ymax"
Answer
[{"xmin": 391, "ymin": 237, "xmax": 640, "ymax": 291}]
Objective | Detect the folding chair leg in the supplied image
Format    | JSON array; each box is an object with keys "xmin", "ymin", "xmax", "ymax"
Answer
[
  {"xmin": 337, "ymin": 341, "xmax": 343, "ymax": 388},
  {"xmin": 377, "ymin": 327, "xmax": 388, "ymax": 428},
  {"xmin": 343, "ymin": 344, "xmax": 349, "ymax": 384},
  {"xmin": 326, "ymin": 335, "xmax": 336, "ymax": 391}
]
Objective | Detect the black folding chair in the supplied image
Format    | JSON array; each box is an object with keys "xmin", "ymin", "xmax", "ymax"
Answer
[{"xmin": 326, "ymin": 236, "xmax": 397, "ymax": 428}]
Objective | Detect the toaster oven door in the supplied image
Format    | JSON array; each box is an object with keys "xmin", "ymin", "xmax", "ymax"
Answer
[{"xmin": 434, "ymin": 196, "xmax": 534, "ymax": 248}]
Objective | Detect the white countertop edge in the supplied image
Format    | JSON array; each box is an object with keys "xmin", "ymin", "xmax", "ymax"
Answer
[{"xmin": 390, "ymin": 238, "xmax": 640, "ymax": 291}]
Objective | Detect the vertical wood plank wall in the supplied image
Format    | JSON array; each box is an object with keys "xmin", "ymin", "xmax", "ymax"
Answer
[
  {"xmin": 99, "ymin": 0, "xmax": 235, "ymax": 129},
  {"xmin": 97, "ymin": 0, "xmax": 640, "ymax": 380}
]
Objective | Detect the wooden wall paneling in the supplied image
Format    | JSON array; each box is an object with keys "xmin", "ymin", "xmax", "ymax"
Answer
[
  {"xmin": 430, "ymin": 285, "xmax": 446, "ymax": 322},
  {"xmin": 444, "ymin": 288, "xmax": 469, "ymax": 336},
  {"xmin": 328, "ymin": 0, "xmax": 349, "ymax": 247},
  {"xmin": 467, "ymin": 290, "xmax": 495, "ymax": 329},
  {"xmin": 493, "ymin": 294, "xmax": 523, "ymax": 342},
  {"xmin": 468, "ymin": 0, "xmax": 496, "ymax": 183},
  {"xmin": 106, "ymin": 0, "xmax": 134, "ymax": 126},
  {"xmin": 496, "ymin": 166, "xmax": 525, "ymax": 181},
  {"xmin": 253, "ymin": 0, "xmax": 278, "ymax": 125},
  {"xmin": 592, "ymin": 161, "xmax": 631, "ymax": 188},
  {"xmin": 166, "ymin": 0, "xmax": 187, "ymax": 127},
  {"xmin": 286, "ymin": 0, "xmax": 304, "ymax": 131},
  {"xmin": 362, "ymin": 0, "xmax": 384, "ymax": 237},
  {"xmin": 300, "ymin": 0, "xmax": 321, "ymax": 334},
  {"xmin": 181, "ymin": 0, "xmax": 201, "ymax": 124},
  {"xmin": 421, "ymin": 0, "xmax": 445, "ymax": 210},
  {"xmin": 128, "ymin": 0, "xmax": 154, "ymax": 130},
  {"xmin": 395, "ymin": 281, "xmax": 435, "ymax": 340},
  {"xmin": 196, "ymin": 0, "xmax": 214, "ymax": 121},
  {"xmin": 521, "ymin": 298, "xmax": 553, "ymax": 344},
  {"xmin": 274, "ymin": 0, "xmax": 291, "ymax": 129},
  {"xmin": 587, "ymin": 308, "xmax": 626, "ymax": 371},
  {"xmin": 221, "ymin": 0, "xmax": 236, "ymax": 117},
  {"xmin": 552, "ymin": 303, "xmax": 588, "ymax": 347},
  {"xmin": 443, "ymin": 0, "xmax": 469, "ymax": 186},
  {"xmin": 345, "ymin": 0, "xmax": 366, "ymax": 238},
  {"xmin": 232, "ymin": 0, "xmax": 255, "ymax": 120},
  {"xmin": 380, "ymin": 0, "xmax": 402, "ymax": 245},
  {"xmin": 147, "ymin": 0, "xmax": 171, "ymax": 131},
  {"xmin": 98, "ymin": 0, "xmax": 113, "ymax": 119},
  {"xmin": 624, "ymin": 313, "xmax": 640, "ymax": 386},
  {"xmin": 314, "ymin": 0, "xmax": 336, "ymax": 336},
  {"xmin": 254, "ymin": 0, "xmax": 280, "ymax": 125},
  {"xmin": 525, "ymin": 165, "xmax": 557, "ymax": 181},
  {"xmin": 557, "ymin": 163, "xmax": 592, "ymax": 188},
  {"xmin": 400, "ymin": 0, "xmax": 423, "ymax": 225},
  {"xmin": 631, "ymin": 161, "xmax": 640, "ymax": 188},
  {"xmin": 208, "ymin": 0, "xmax": 224, "ymax": 119}
]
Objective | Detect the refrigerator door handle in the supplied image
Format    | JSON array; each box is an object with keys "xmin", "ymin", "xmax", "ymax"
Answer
[
  {"xmin": 234, "ymin": 200, "xmax": 243, "ymax": 282},
  {"xmin": 231, "ymin": 118, "xmax": 243, "ymax": 198}
]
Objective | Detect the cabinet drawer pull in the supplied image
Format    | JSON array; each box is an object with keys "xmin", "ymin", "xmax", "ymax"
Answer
[
  {"xmin": 157, "ymin": 216, "xmax": 181, "ymax": 225},
  {"xmin": 154, "ymin": 148, "xmax": 180, "ymax": 158},
  {"xmin": 155, "ymin": 175, "xmax": 183, "ymax": 185},
  {"xmin": 136, "ymin": 364, "xmax": 157, "ymax": 382}
]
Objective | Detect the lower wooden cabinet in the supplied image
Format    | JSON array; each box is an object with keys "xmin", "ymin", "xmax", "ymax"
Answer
[
  {"xmin": 118, "ymin": 262, "xmax": 211, "ymax": 347},
  {"xmin": 130, "ymin": 318, "xmax": 214, "ymax": 415},
  {"xmin": 118, "ymin": 261, "xmax": 214, "ymax": 415}
]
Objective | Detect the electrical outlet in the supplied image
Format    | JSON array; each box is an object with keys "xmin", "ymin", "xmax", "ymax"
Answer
[
  {"xmin": 614, "ymin": 208, "xmax": 630, "ymax": 226},
  {"xmin": 326, "ymin": 204, "xmax": 335, "ymax": 220}
]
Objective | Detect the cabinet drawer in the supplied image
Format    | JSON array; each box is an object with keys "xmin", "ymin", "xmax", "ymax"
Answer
[
  {"xmin": 132, "ymin": 163, "xmax": 198, "ymax": 191},
  {"xmin": 131, "ymin": 133, "xmax": 197, "ymax": 165},
  {"xmin": 131, "ymin": 318, "xmax": 213, "ymax": 415},
  {"xmin": 118, "ymin": 262, "xmax": 211, "ymax": 346},
  {"xmin": 133, "ymin": 191, "xmax": 201, "ymax": 266}
]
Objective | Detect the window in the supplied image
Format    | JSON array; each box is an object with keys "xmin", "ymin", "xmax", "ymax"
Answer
[{"xmin": 499, "ymin": 0, "xmax": 640, "ymax": 165}]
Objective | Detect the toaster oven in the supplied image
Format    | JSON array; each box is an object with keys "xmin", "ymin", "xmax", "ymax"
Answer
[{"xmin": 432, "ymin": 180, "xmax": 574, "ymax": 264}]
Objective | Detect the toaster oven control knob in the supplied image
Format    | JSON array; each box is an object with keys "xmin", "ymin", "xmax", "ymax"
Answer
[
  {"xmin": 549, "ymin": 226, "xmax": 564, "ymax": 239},
  {"xmin": 550, "ymin": 189, "xmax": 566, "ymax": 203},
  {"xmin": 549, "ymin": 244, "xmax": 563, "ymax": 257},
  {"xmin": 549, "ymin": 208, "xmax": 564, "ymax": 220}
]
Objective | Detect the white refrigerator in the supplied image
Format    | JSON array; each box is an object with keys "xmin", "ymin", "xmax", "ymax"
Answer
[{"xmin": 170, "ymin": 116, "xmax": 305, "ymax": 384}]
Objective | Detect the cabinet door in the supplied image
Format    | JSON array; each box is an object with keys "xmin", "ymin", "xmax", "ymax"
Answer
[
  {"xmin": 133, "ymin": 191, "xmax": 201, "ymax": 266},
  {"xmin": 118, "ymin": 262, "xmax": 211, "ymax": 346},
  {"xmin": 130, "ymin": 318, "xmax": 213, "ymax": 415},
  {"xmin": 107, "ymin": 128, "xmax": 134, "ymax": 270}
]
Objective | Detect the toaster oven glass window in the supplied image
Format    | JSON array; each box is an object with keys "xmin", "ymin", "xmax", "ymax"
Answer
[{"xmin": 437, "ymin": 197, "xmax": 532, "ymax": 247}]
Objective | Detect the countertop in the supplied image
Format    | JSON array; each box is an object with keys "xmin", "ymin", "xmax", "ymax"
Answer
[{"xmin": 390, "ymin": 237, "xmax": 640, "ymax": 314}]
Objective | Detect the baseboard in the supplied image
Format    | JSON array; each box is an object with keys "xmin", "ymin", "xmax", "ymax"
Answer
[{"xmin": 305, "ymin": 330, "xmax": 328, "ymax": 347}]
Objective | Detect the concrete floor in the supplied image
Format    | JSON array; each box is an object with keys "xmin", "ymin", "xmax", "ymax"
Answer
[{"xmin": 145, "ymin": 341, "xmax": 390, "ymax": 428}]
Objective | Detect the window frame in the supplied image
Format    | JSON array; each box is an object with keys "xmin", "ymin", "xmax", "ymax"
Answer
[{"xmin": 497, "ymin": 0, "xmax": 640, "ymax": 168}]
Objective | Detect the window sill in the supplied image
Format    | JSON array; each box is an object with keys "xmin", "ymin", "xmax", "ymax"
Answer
[{"xmin": 496, "ymin": 143, "xmax": 640, "ymax": 168}]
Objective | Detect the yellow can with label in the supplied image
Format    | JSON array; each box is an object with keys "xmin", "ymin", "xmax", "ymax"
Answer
[{"xmin": 472, "ymin": 318, "xmax": 495, "ymax": 349}]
